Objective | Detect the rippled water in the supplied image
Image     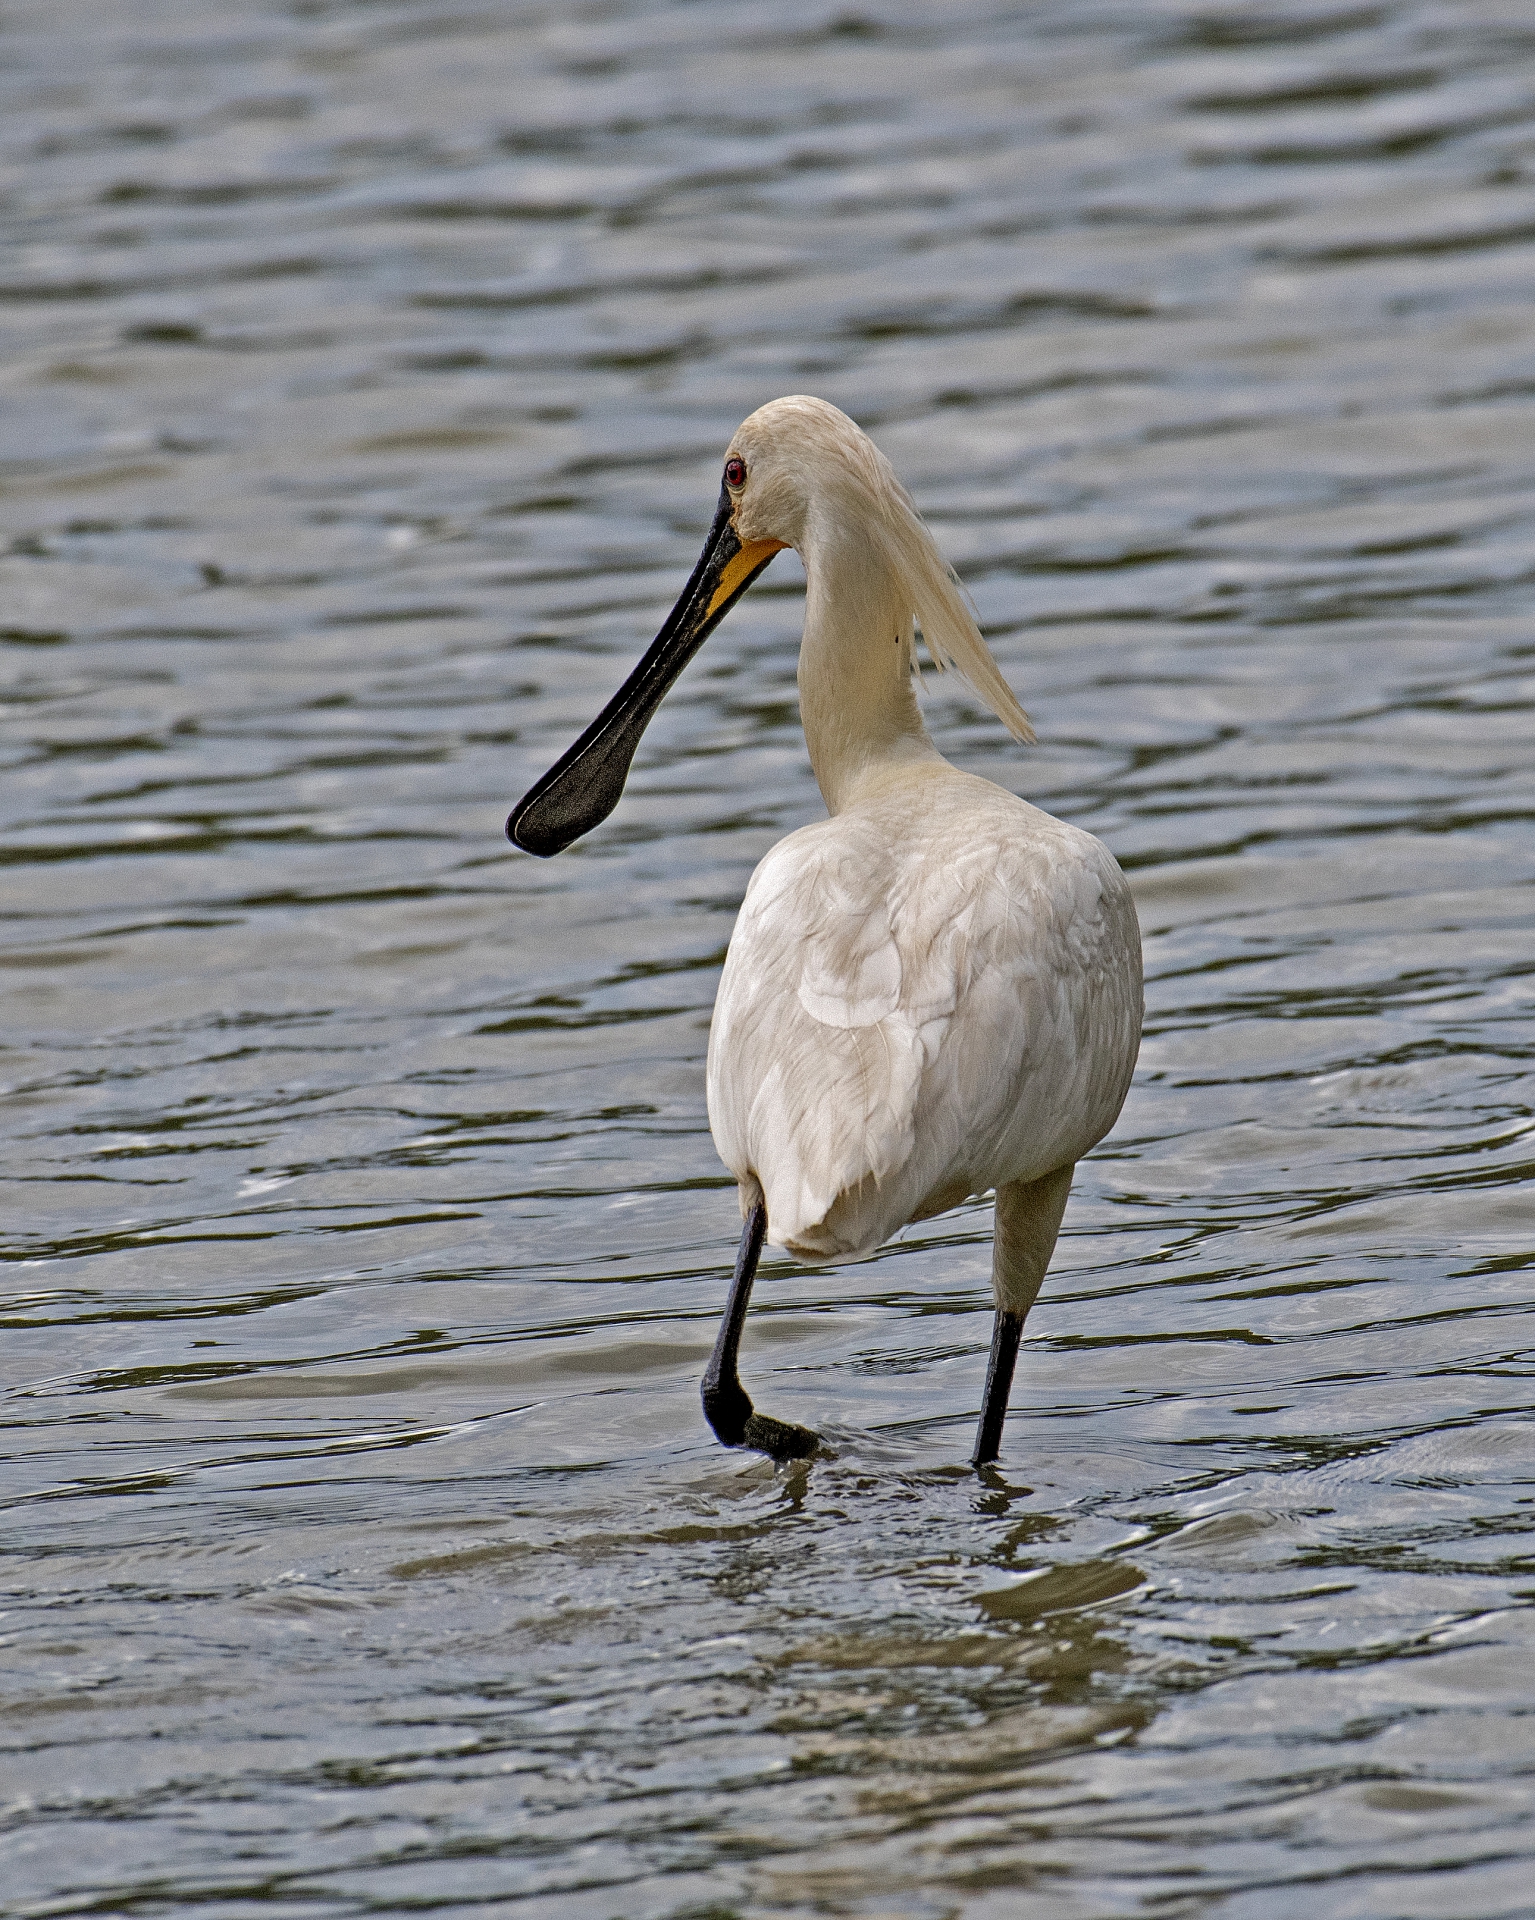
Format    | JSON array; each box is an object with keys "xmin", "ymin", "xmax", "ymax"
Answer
[{"xmin": 4, "ymin": 2, "xmax": 1534, "ymax": 1914}]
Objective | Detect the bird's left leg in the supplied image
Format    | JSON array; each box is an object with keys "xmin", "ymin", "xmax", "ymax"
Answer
[
  {"xmin": 701, "ymin": 1197, "xmax": 818, "ymax": 1461},
  {"xmin": 972, "ymin": 1163, "xmax": 1074, "ymax": 1467}
]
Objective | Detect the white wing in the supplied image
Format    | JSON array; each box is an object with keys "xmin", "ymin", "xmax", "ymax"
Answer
[{"xmin": 706, "ymin": 772, "xmax": 1141, "ymax": 1261}]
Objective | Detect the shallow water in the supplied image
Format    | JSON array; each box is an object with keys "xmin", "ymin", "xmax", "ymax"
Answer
[{"xmin": 3, "ymin": 2, "xmax": 1534, "ymax": 1914}]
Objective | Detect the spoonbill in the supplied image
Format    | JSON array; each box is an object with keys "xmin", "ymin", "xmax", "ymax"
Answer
[{"xmin": 509, "ymin": 396, "xmax": 1141, "ymax": 1467}]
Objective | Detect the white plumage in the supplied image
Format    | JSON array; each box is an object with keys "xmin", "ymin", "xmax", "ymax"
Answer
[
  {"xmin": 708, "ymin": 768, "xmax": 1140, "ymax": 1274},
  {"xmin": 701, "ymin": 397, "xmax": 1142, "ymax": 1327},
  {"xmin": 510, "ymin": 393, "xmax": 1142, "ymax": 1462}
]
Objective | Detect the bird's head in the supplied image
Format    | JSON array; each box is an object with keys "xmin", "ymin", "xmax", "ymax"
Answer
[
  {"xmin": 507, "ymin": 396, "xmax": 1030, "ymax": 858},
  {"xmin": 720, "ymin": 394, "xmax": 879, "ymax": 554}
]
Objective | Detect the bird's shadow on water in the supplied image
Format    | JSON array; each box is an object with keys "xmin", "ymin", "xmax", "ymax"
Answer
[
  {"xmin": 673, "ymin": 1429, "xmax": 1156, "ymax": 1759},
  {"xmin": 680, "ymin": 1423, "xmax": 1144, "ymax": 1617},
  {"xmin": 682, "ymin": 1415, "xmax": 1055, "ymax": 1508},
  {"xmin": 680, "ymin": 1428, "xmax": 1121, "ymax": 1589}
]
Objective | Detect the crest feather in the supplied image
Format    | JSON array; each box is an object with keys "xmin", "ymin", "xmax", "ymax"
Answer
[
  {"xmin": 865, "ymin": 444, "xmax": 1034, "ymax": 744},
  {"xmin": 773, "ymin": 397, "xmax": 1034, "ymax": 742}
]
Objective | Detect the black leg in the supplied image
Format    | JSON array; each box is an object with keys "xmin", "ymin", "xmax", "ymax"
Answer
[
  {"xmin": 700, "ymin": 1202, "xmax": 763, "ymax": 1446},
  {"xmin": 701, "ymin": 1199, "xmax": 818, "ymax": 1462},
  {"xmin": 971, "ymin": 1308, "xmax": 1023, "ymax": 1467}
]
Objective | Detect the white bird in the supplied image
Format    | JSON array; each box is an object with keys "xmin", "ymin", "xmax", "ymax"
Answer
[{"xmin": 509, "ymin": 396, "xmax": 1142, "ymax": 1466}]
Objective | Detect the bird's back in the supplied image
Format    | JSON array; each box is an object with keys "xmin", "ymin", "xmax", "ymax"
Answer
[{"xmin": 706, "ymin": 766, "xmax": 1142, "ymax": 1261}]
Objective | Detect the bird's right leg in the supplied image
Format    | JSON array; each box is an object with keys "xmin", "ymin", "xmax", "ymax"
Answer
[
  {"xmin": 701, "ymin": 1197, "xmax": 818, "ymax": 1462},
  {"xmin": 972, "ymin": 1163, "xmax": 1074, "ymax": 1467},
  {"xmin": 972, "ymin": 1307, "xmax": 1025, "ymax": 1469}
]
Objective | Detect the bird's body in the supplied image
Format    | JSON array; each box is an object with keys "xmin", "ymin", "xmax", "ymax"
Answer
[
  {"xmin": 708, "ymin": 764, "xmax": 1140, "ymax": 1276},
  {"xmin": 509, "ymin": 395, "xmax": 1142, "ymax": 1463}
]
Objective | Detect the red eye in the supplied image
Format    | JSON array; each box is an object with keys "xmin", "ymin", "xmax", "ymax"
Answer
[{"xmin": 724, "ymin": 456, "xmax": 746, "ymax": 490}]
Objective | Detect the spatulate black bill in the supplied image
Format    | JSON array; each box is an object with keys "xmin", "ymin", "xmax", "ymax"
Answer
[{"xmin": 507, "ymin": 487, "xmax": 779, "ymax": 857}]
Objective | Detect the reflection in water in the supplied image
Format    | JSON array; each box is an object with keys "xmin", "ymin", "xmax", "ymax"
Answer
[{"xmin": 3, "ymin": 0, "xmax": 1534, "ymax": 1914}]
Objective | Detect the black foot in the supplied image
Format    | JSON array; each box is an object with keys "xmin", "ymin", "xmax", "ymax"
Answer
[
  {"xmin": 703, "ymin": 1375, "xmax": 818, "ymax": 1460},
  {"xmin": 742, "ymin": 1410, "xmax": 819, "ymax": 1461},
  {"xmin": 701, "ymin": 1199, "xmax": 820, "ymax": 1463}
]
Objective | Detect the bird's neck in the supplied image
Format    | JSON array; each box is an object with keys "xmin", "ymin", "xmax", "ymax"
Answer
[{"xmin": 797, "ymin": 521, "xmax": 941, "ymax": 813}]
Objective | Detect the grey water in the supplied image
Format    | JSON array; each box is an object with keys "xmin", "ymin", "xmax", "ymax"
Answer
[{"xmin": 3, "ymin": 2, "xmax": 1534, "ymax": 1914}]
